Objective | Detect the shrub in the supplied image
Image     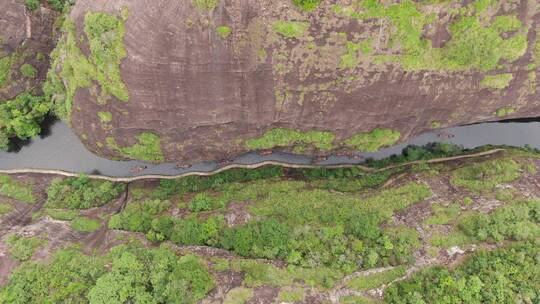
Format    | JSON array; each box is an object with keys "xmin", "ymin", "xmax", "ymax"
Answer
[
  {"xmin": 189, "ymin": 193, "xmax": 215, "ymax": 212},
  {"xmin": 5, "ymin": 234, "xmax": 44, "ymax": 261},
  {"xmin": 108, "ymin": 199, "xmax": 170, "ymax": 233},
  {"xmin": 0, "ymin": 202, "xmax": 13, "ymax": 215},
  {"xmin": 47, "ymin": 0, "xmax": 73, "ymax": 11},
  {"xmin": 20, "ymin": 64, "xmax": 38, "ymax": 78},
  {"xmin": 216, "ymin": 26, "xmax": 231, "ymax": 39},
  {"xmin": 45, "ymin": 175, "xmax": 125, "ymax": 209},
  {"xmin": 25, "ymin": 0, "xmax": 40, "ymax": 11},
  {"xmin": 292, "ymin": 0, "xmax": 320, "ymax": 11},
  {"xmin": 384, "ymin": 242, "xmax": 540, "ymax": 303}
]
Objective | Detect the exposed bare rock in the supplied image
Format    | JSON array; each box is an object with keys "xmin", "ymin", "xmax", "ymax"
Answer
[{"xmin": 60, "ymin": 0, "xmax": 540, "ymax": 163}]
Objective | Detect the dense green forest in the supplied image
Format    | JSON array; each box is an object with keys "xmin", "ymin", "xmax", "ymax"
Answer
[{"xmin": 0, "ymin": 148, "xmax": 539, "ymax": 303}]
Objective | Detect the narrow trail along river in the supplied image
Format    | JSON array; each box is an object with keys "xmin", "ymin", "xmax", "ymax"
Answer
[{"xmin": 0, "ymin": 120, "xmax": 539, "ymax": 178}]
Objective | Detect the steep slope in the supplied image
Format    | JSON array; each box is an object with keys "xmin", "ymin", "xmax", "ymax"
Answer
[{"xmin": 47, "ymin": 0, "xmax": 540, "ymax": 162}]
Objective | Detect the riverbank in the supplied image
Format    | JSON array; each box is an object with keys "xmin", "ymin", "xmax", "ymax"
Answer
[{"xmin": 0, "ymin": 148, "xmax": 506, "ymax": 182}]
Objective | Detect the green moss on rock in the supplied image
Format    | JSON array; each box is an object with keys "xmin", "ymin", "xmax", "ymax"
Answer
[
  {"xmin": 97, "ymin": 111, "xmax": 112, "ymax": 123},
  {"xmin": 343, "ymin": 128, "xmax": 400, "ymax": 152},
  {"xmin": 272, "ymin": 21, "xmax": 310, "ymax": 38},
  {"xmin": 495, "ymin": 106, "xmax": 516, "ymax": 117},
  {"xmin": 216, "ymin": 26, "xmax": 232, "ymax": 39},
  {"xmin": 246, "ymin": 128, "xmax": 335, "ymax": 151},
  {"xmin": 44, "ymin": 10, "xmax": 129, "ymax": 122},
  {"xmin": 107, "ymin": 132, "xmax": 164, "ymax": 162}
]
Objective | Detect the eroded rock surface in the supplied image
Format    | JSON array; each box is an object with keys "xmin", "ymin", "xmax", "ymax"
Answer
[{"xmin": 54, "ymin": 0, "xmax": 540, "ymax": 163}]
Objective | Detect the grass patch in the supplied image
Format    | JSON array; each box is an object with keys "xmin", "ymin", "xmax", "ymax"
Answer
[
  {"xmin": 5, "ymin": 234, "xmax": 44, "ymax": 261},
  {"xmin": 71, "ymin": 217, "xmax": 100, "ymax": 232},
  {"xmin": 0, "ymin": 55, "xmax": 13, "ymax": 87},
  {"xmin": 424, "ymin": 202, "xmax": 461, "ymax": 225},
  {"xmin": 0, "ymin": 175, "xmax": 35, "ymax": 203},
  {"xmin": 278, "ymin": 287, "xmax": 304, "ymax": 302},
  {"xmin": 20, "ymin": 64, "xmax": 38, "ymax": 78},
  {"xmin": 223, "ymin": 287, "xmax": 253, "ymax": 304},
  {"xmin": 0, "ymin": 202, "xmax": 13, "ymax": 215},
  {"xmin": 451, "ymin": 158, "xmax": 521, "ymax": 193},
  {"xmin": 429, "ymin": 230, "xmax": 473, "ymax": 248},
  {"xmin": 107, "ymin": 132, "xmax": 164, "ymax": 162},
  {"xmin": 495, "ymin": 106, "xmax": 516, "ymax": 117},
  {"xmin": 216, "ymin": 26, "xmax": 232, "ymax": 39},
  {"xmin": 273, "ymin": 21, "xmax": 310, "ymax": 38},
  {"xmin": 46, "ymin": 209, "xmax": 78, "ymax": 221},
  {"xmin": 246, "ymin": 128, "xmax": 335, "ymax": 150},
  {"xmin": 480, "ymin": 73, "xmax": 513, "ymax": 89},
  {"xmin": 346, "ymin": 265, "xmax": 407, "ymax": 291},
  {"xmin": 230, "ymin": 259, "xmax": 342, "ymax": 288},
  {"xmin": 340, "ymin": 295, "xmax": 382, "ymax": 304},
  {"xmin": 343, "ymin": 128, "xmax": 400, "ymax": 152}
]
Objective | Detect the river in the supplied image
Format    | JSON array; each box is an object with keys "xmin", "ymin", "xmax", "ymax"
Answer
[{"xmin": 0, "ymin": 120, "xmax": 538, "ymax": 177}]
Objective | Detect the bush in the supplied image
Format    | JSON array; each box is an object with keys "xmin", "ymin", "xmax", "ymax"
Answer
[
  {"xmin": 5, "ymin": 234, "xmax": 44, "ymax": 261},
  {"xmin": 25, "ymin": 0, "xmax": 40, "ymax": 11},
  {"xmin": 292, "ymin": 0, "xmax": 320, "ymax": 11},
  {"xmin": 384, "ymin": 241, "xmax": 540, "ymax": 303},
  {"xmin": 189, "ymin": 193, "xmax": 214, "ymax": 212},
  {"xmin": 108, "ymin": 199, "xmax": 171, "ymax": 233},
  {"xmin": 20, "ymin": 64, "xmax": 38, "ymax": 78},
  {"xmin": 45, "ymin": 175, "xmax": 125, "ymax": 209},
  {"xmin": 47, "ymin": 0, "xmax": 73, "ymax": 11}
]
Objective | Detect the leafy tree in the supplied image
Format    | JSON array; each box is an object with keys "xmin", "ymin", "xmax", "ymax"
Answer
[{"xmin": 0, "ymin": 93, "xmax": 50, "ymax": 150}]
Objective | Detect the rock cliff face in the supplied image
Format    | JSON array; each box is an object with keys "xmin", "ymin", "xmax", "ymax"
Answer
[
  {"xmin": 50, "ymin": 0, "xmax": 540, "ymax": 163},
  {"xmin": 0, "ymin": 0, "xmax": 57, "ymax": 100}
]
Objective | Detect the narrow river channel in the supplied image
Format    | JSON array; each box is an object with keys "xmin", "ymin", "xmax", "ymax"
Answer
[{"xmin": 0, "ymin": 120, "xmax": 539, "ymax": 177}]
